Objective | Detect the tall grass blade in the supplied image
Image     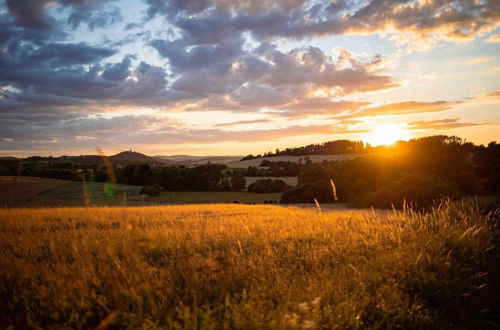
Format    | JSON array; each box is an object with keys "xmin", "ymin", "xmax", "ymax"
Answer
[{"xmin": 330, "ymin": 179, "xmax": 338, "ymax": 202}]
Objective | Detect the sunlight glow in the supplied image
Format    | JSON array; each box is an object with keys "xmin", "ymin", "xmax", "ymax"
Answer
[{"xmin": 364, "ymin": 124, "xmax": 410, "ymax": 146}]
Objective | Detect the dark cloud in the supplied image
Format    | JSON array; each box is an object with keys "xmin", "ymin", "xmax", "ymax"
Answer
[
  {"xmin": 6, "ymin": 0, "xmax": 119, "ymax": 30},
  {"xmin": 67, "ymin": 4, "xmax": 123, "ymax": 31},
  {"xmin": 102, "ymin": 55, "xmax": 133, "ymax": 81},
  {"xmin": 6, "ymin": 0, "xmax": 52, "ymax": 29},
  {"xmin": 151, "ymin": 43, "xmax": 398, "ymax": 105},
  {"xmin": 144, "ymin": 0, "xmax": 308, "ymax": 20},
  {"xmin": 22, "ymin": 42, "xmax": 117, "ymax": 68},
  {"xmin": 150, "ymin": 37, "xmax": 246, "ymax": 72},
  {"xmin": 145, "ymin": 0, "xmax": 499, "ymax": 44}
]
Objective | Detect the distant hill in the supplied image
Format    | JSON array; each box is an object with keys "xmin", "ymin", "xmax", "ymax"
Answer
[
  {"xmin": 110, "ymin": 151, "xmax": 166, "ymax": 165},
  {"xmin": 226, "ymin": 154, "xmax": 366, "ymax": 168},
  {"xmin": 1, "ymin": 151, "xmax": 169, "ymax": 166}
]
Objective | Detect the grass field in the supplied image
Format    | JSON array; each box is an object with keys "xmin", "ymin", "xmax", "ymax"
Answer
[
  {"xmin": 148, "ymin": 191, "xmax": 281, "ymax": 204},
  {"xmin": 0, "ymin": 177, "xmax": 282, "ymax": 207},
  {"xmin": 0, "ymin": 201, "xmax": 498, "ymax": 328},
  {"xmin": 0, "ymin": 176, "xmax": 70, "ymax": 207}
]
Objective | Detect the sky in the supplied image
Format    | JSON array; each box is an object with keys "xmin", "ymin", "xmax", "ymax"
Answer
[{"xmin": 0, "ymin": 0, "xmax": 499, "ymax": 157}]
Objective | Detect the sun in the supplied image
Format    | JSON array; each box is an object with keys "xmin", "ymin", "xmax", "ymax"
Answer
[{"xmin": 364, "ymin": 124, "xmax": 410, "ymax": 146}]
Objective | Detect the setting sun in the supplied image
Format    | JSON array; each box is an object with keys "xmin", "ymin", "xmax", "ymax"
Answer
[{"xmin": 364, "ymin": 124, "xmax": 410, "ymax": 146}]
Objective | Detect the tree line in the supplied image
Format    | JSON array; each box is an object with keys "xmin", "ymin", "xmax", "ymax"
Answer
[
  {"xmin": 281, "ymin": 136, "xmax": 500, "ymax": 208},
  {"xmin": 1, "ymin": 135, "xmax": 499, "ymax": 208},
  {"xmin": 241, "ymin": 140, "xmax": 367, "ymax": 160}
]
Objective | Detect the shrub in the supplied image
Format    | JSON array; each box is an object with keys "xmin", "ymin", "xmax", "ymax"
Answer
[
  {"xmin": 281, "ymin": 180, "xmax": 334, "ymax": 203},
  {"xmin": 366, "ymin": 173, "xmax": 456, "ymax": 208}
]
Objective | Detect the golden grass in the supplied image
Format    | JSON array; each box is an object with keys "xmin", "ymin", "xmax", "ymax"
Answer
[{"xmin": 0, "ymin": 202, "xmax": 497, "ymax": 329}]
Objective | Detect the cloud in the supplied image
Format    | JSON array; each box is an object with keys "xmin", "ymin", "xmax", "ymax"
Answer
[
  {"xmin": 154, "ymin": 45, "xmax": 399, "ymax": 108},
  {"xmin": 67, "ymin": 3, "xmax": 123, "ymax": 31},
  {"xmin": 408, "ymin": 118, "xmax": 493, "ymax": 130},
  {"xmin": 6, "ymin": 0, "xmax": 53, "ymax": 29},
  {"xmin": 214, "ymin": 119, "xmax": 273, "ymax": 127},
  {"xmin": 0, "ymin": 113, "xmax": 364, "ymax": 153},
  {"xmin": 486, "ymin": 90, "xmax": 500, "ymax": 99},
  {"xmin": 101, "ymin": 55, "xmax": 134, "ymax": 81},
  {"xmin": 466, "ymin": 56, "xmax": 492, "ymax": 65},
  {"xmin": 274, "ymin": 99, "xmax": 369, "ymax": 118},
  {"xmin": 344, "ymin": 101, "xmax": 455, "ymax": 118},
  {"xmin": 144, "ymin": 0, "xmax": 309, "ymax": 20},
  {"xmin": 485, "ymin": 33, "xmax": 500, "ymax": 43},
  {"xmin": 1, "ymin": 0, "xmax": 498, "ymax": 155},
  {"xmin": 146, "ymin": 0, "xmax": 500, "ymax": 44},
  {"xmin": 150, "ymin": 37, "xmax": 246, "ymax": 72},
  {"xmin": 6, "ymin": 0, "xmax": 120, "ymax": 30}
]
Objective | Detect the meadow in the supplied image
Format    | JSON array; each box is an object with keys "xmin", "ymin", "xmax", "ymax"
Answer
[
  {"xmin": 0, "ymin": 201, "xmax": 498, "ymax": 329},
  {"xmin": 0, "ymin": 177, "xmax": 282, "ymax": 207}
]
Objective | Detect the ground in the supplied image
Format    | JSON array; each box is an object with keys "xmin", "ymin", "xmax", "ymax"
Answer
[
  {"xmin": 147, "ymin": 191, "xmax": 282, "ymax": 205},
  {"xmin": 0, "ymin": 176, "xmax": 282, "ymax": 207},
  {"xmin": 0, "ymin": 201, "xmax": 498, "ymax": 329}
]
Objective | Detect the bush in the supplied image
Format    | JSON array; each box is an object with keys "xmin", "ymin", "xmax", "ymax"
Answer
[
  {"xmin": 140, "ymin": 185, "xmax": 160, "ymax": 197},
  {"xmin": 364, "ymin": 173, "xmax": 456, "ymax": 209},
  {"xmin": 280, "ymin": 180, "xmax": 334, "ymax": 203}
]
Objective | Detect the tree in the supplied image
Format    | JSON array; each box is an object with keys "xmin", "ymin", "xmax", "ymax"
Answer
[
  {"xmin": 248, "ymin": 179, "xmax": 287, "ymax": 193},
  {"xmin": 134, "ymin": 164, "xmax": 153, "ymax": 186},
  {"xmin": 121, "ymin": 164, "xmax": 137, "ymax": 184},
  {"xmin": 158, "ymin": 166, "xmax": 183, "ymax": 190},
  {"xmin": 230, "ymin": 173, "xmax": 246, "ymax": 191}
]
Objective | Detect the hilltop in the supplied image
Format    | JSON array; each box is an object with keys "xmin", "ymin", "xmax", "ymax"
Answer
[{"xmin": 109, "ymin": 151, "xmax": 166, "ymax": 165}]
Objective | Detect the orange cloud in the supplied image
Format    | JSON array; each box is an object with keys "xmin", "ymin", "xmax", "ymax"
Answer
[
  {"xmin": 408, "ymin": 118, "xmax": 491, "ymax": 130},
  {"xmin": 485, "ymin": 34, "xmax": 500, "ymax": 43},
  {"xmin": 487, "ymin": 91, "xmax": 500, "ymax": 99},
  {"xmin": 344, "ymin": 101, "xmax": 455, "ymax": 118},
  {"xmin": 214, "ymin": 119, "xmax": 272, "ymax": 127},
  {"xmin": 466, "ymin": 57, "xmax": 492, "ymax": 65}
]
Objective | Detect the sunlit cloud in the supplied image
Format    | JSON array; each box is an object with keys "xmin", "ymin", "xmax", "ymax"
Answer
[
  {"xmin": 466, "ymin": 57, "xmax": 492, "ymax": 65},
  {"xmin": 343, "ymin": 101, "xmax": 455, "ymax": 119},
  {"xmin": 213, "ymin": 119, "xmax": 273, "ymax": 127},
  {"xmin": 407, "ymin": 118, "xmax": 493, "ymax": 131},
  {"xmin": 485, "ymin": 34, "xmax": 500, "ymax": 43}
]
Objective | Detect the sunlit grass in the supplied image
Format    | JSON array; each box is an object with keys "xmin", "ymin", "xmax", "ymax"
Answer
[{"xmin": 0, "ymin": 202, "xmax": 497, "ymax": 328}]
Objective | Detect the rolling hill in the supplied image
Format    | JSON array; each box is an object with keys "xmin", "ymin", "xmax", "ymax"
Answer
[{"xmin": 226, "ymin": 153, "xmax": 367, "ymax": 168}]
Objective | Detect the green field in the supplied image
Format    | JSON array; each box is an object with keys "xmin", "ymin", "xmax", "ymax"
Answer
[{"xmin": 0, "ymin": 177, "xmax": 282, "ymax": 207}]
